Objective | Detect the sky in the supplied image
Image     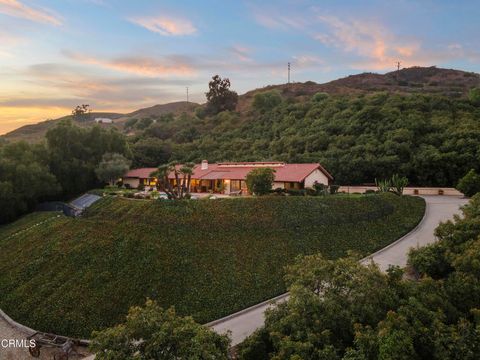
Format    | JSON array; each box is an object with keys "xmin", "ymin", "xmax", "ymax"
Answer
[{"xmin": 0, "ymin": 0, "xmax": 479, "ymax": 134}]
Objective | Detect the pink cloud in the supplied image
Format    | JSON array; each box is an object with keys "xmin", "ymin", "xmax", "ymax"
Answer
[
  {"xmin": 253, "ymin": 10, "xmax": 307, "ymax": 31},
  {"xmin": 314, "ymin": 14, "xmax": 424, "ymax": 70},
  {"xmin": 0, "ymin": 0, "xmax": 62, "ymax": 26},
  {"xmin": 129, "ymin": 15, "xmax": 197, "ymax": 36},
  {"xmin": 63, "ymin": 50, "xmax": 196, "ymax": 77},
  {"xmin": 293, "ymin": 55, "xmax": 324, "ymax": 68},
  {"xmin": 229, "ymin": 45, "xmax": 253, "ymax": 62}
]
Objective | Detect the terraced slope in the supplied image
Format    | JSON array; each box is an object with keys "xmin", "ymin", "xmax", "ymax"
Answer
[{"xmin": 0, "ymin": 194, "xmax": 425, "ymax": 337}]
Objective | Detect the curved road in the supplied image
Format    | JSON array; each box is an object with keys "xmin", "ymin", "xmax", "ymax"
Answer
[
  {"xmin": 361, "ymin": 196, "xmax": 468, "ymax": 271},
  {"xmin": 208, "ymin": 195, "xmax": 468, "ymax": 346},
  {"xmin": 0, "ymin": 196, "xmax": 468, "ymax": 357}
]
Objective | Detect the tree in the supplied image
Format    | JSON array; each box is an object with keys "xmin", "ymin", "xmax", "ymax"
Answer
[
  {"xmin": 205, "ymin": 75, "xmax": 238, "ymax": 115},
  {"xmin": 90, "ymin": 299, "xmax": 230, "ymax": 360},
  {"xmin": 238, "ymin": 254, "xmax": 399, "ymax": 360},
  {"xmin": 136, "ymin": 117, "xmax": 154, "ymax": 130},
  {"xmin": 245, "ymin": 168, "xmax": 275, "ymax": 195},
  {"xmin": 46, "ymin": 120, "xmax": 130, "ymax": 196},
  {"xmin": 124, "ymin": 118, "xmax": 138, "ymax": 130},
  {"xmin": 132, "ymin": 138, "xmax": 172, "ymax": 167},
  {"xmin": 0, "ymin": 141, "xmax": 60, "ymax": 224},
  {"xmin": 312, "ymin": 92, "xmax": 329, "ymax": 102},
  {"xmin": 456, "ymin": 169, "xmax": 480, "ymax": 197},
  {"xmin": 469, "ymin": 87, "xmax": 480, "ymax": 106},
  {"xmin": 152, "ymin": 161, "xmax": 195, "ymax": 199},
  {"xmin": 95, "ymin": 153, "xmax": 131, "ymax": 186},
  {"xmin": 72, "ymin": 104, "xmax": 91, "ymax": 122},
  {"xmin": 252, "ymin": 90, "xmax": 282, "ymax": 112}
]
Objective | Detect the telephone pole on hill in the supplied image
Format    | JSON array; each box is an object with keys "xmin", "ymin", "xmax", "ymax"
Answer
[
  {"xmin": 395, "ymin": 61, "xmax": 401, "ymax": 81},
  {"xmin": 186, "ymin": 87, "xmax": 189, "ymax": 103},
  {"xmin": 288, "ymin": 62, "xmax": 291, "ymax": 84}
]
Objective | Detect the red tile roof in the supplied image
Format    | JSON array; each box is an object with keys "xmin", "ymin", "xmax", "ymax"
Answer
[
  {"xmin": 124, "ymin": 162, "xmax": 333, "ymax": 183},
  {"xmin": 189, "ymin": 163, "xmax": 331, "ymax": 182},
  {"xmin": 123, "ymin": 168, "xmax": 158, "ymax": 179}
]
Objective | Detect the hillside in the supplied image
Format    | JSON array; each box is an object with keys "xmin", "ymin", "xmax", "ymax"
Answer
[
  {"xmin": 237, "ymin": 66, "xmax": 480, "ymax": 110},
  {"xmin": 129, "ymin": 87, "xmax": 480, "ymax": 187},
  {"xmin": 124, "ymin": 101, "xmax": 199, "ymax": 119},
  {"xmin": 0, "ymin": 194, "xmax": 424, "ymax": 337},
  {"xmin": 2, "ymin": 112, "xmax": 124, "ymax": 143},
  {"xmin": 2, "ymin": 101, "xmax": 200, "ymax": 143},
  {"xmin": 3, "ymin": 66, "xmax": 479, "ymax": 143}
]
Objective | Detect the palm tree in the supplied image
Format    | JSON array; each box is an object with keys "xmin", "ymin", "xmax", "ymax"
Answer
[{"xmin": 152, "ymin": 161, "xmax": 195, "ymax": 199}]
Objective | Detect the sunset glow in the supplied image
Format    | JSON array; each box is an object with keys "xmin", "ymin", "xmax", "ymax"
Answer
[{"xmin": 0, "ymin": 0, "xmax": 479, "ymax": 135}]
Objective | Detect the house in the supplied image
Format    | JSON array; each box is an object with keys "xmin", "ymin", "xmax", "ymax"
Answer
[
  {"xmin": 95, "ymin": 118, "xmax": 113, "ymax": 124},
  {"xmin": 122, "ymin": 167, "xmax": 158, "ymax": 189},
  {"xmin": 122, "ymin": 161, "xmax": 332, "ymax": 194}
]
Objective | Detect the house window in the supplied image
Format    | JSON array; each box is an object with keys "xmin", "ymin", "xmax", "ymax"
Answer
[
  {"xmin": 284, "ymin": 182, "xmax": 301, "ymax": 190},
  {"xmin": 231, "ymin": 180, "xmax": 241, "ymax": 191}
]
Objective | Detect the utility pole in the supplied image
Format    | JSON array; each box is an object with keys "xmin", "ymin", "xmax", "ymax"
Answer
[
  {"xmin": 186, "ymin": 86, "xmax": 189, "ymax": 103},
  {"xmin": 395, "ymin": 61, "xmax": 401, "ymax": 82},
  {"xmin": 288, "ymin": 62, "xmax": 291, "ymax": 84}
]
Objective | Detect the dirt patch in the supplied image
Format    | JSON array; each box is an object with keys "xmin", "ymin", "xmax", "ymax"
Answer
[{"xmin": 0, "ymin": 316, "xmax": 91, "ymax": 360}]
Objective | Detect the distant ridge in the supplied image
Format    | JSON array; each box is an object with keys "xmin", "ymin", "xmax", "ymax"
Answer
[
  {"xmin": 3, "ymin": 101, "xmax": 200, "ymax": 143},
  {"xmin": 3, "ymin": 66, "xmax": 479, "ymax": 142}
]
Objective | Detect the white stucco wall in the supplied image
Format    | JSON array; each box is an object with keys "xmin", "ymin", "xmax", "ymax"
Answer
[
  {"xmin": 304, "ymin": 169, "xmax": 330, "ymax": 187},
  {"xmin": 123, "ymin": 178, "xmax": 140, "ymax": 188},
  {"xmin": 273, "ymin": 182, "xmax": 285, "ymax": 189},
  {"xmin": 338, "ymin": 186, "xmax": 463, "ymax": 196}
]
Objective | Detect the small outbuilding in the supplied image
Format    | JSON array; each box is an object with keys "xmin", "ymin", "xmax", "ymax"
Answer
[{"xmin": 95, "ymin": 118, "xmax": 113, "ymax": 124}]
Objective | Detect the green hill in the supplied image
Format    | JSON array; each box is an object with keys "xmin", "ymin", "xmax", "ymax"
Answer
[
  {"xmin": 0, "ymin": 194, "xmax": 424, "ymax": 338},
  {"xmin": 2, "ymin": 102, "xmax": 199, "ymax": 143}
]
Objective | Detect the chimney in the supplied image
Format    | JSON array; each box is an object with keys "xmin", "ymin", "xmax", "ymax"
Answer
[{"xmin": 201, "ymin": 160, "xmax": 208, "ymax": 170}]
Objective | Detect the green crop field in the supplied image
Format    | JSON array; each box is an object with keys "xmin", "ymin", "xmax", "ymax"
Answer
[{"xmin": 0, "ymin": 194, "xmax": 424, "ymax": 338}]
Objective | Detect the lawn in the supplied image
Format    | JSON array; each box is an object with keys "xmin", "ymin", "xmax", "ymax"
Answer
[{"xmin": 0, "ymin": 194, "xmax": 425, "ymax": 338}]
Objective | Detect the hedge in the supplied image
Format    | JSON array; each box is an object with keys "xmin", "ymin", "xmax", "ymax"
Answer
[{"xmin": 0, "ymin": 194, "xmax": 425, "ymax": 338}]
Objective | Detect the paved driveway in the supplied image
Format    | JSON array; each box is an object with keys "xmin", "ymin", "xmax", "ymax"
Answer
[
  {"xmin": 362, "ymin": 196, "xmax": 468, "ymax": 271},
  {"xmin": 210, "ymin": 195, "xmax": 468, "ymax": 346}
]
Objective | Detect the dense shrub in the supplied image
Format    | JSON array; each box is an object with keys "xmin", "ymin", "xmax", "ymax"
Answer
[
  {"xmin": 469, "ymin": 87, "xmax": 480, "ymax": 106},
  {"xmin": 252, "ymin": 90, "xmax": 282, "ymax": 112},
  {"xmin": 0, "ymin": 142, "xmax": 60, "ymax": 223},
  {"xmin": 456, "ymin": 169, "xmax": 480, "ymax": 197},
  {"xmin": 286, "ymin": 188, "xmax": 306, "ymax": 196},
  {"xmin": 329, "ymin": 184, "xmax": 340, "ymax": 194},
  {"xmin": 312, "ymin": 92, "xmax": 329, "ymax": 102},
  {"xmin": 245, "ymin": 168, "xmax": 275, "ymax": 195},
  {"xmin": 91, "ymin": 300, "xmax": 230, "ymax": 359},
  {"xmin": 0, "ymin": 194, "xmax": 424, "ymax": 337},
  {"xmin": 239, "ymin": 195, "xmax": 480, "ymax": 359}
]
